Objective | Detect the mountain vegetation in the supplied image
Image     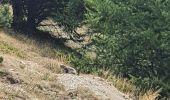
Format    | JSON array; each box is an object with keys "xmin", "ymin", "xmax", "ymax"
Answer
[
  {"xmin": 0, "ymin": 0, "xmax": 170, "ymax": 99},
  {"xmin": 74, "ymin": 0, "xmax": 170, "ymax": 98}
]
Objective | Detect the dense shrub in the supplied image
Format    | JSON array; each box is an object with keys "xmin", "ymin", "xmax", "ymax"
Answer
[
  {"xmin": 72, "ymin": 0, "xmax": 170, "ymax": 98},
  {"xmin": 0, "ymin": 5, "xmax": 12, "ymax": 28},
  {"xmin": 53, "ymin": 0, "xmax": 86, "ymax": 32},
  {"xmin": 10, "ymin": 0, "xmax": 85, "ymax": 32}
]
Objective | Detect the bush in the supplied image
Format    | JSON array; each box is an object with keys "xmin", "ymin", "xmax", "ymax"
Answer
[
  {"xmin": 53, "ymin": 0, "xmax": 86, "ymax": 32},
  {"xmin": 0, "ymin": 4, "xmax": 12, "ymax": 28},
  {"xmin": 72, "ymin": 0, "xmax": 170, "ymax": 98}
]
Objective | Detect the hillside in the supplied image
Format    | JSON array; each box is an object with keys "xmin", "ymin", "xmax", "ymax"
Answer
[
  {"xmin": 0, "ymin": 29, "xmax": 130, "ymax": 100},
  {"xmin": 1, "ymin": 0, "xmax": 170, "ymax": 99}
]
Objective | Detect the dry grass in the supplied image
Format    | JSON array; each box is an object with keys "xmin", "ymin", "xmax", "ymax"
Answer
[
  {"xmin": 0, "ymin": 29, "xmax": 162, "ymax": 99},
  {"xmin": 1, "ymin": 30, "xmax": 51, "ymax": 55},
  {"xmin": 139, "ymin": 89, "xmax": 161, "ymax": 100},
  {"xmin": 0, "ymin": 41, "xmax": 26, "ymax": 58},
  {"xmin": 0, "ymin": 29, "xmax": 70, "ymax": 67},
  {"xmin": 70, "ymin": 86, "xmax": 98, "ymax": 99},
  {"xmin": 92, "ymin": 69, "xmax": 136, "ymax": 94},
  {"xmin": 92, "ymin": 69, "xmax": 161, "ymax": 100},
  {"xmin": 0, "ymin": 29, "xmax": 81, "ymax": 99},
  {"xmin": 0, "ymin": 54, "xmax": 70, "ymax": 99},
  {"xmin": 0, "ymin": 30, "xmax": 27, "ymax": 58}
]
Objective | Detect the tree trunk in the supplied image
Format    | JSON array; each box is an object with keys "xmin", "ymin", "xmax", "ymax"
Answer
[{"xmin": 11, "ymin": 0, "xmax": 25, "ymax": 30}]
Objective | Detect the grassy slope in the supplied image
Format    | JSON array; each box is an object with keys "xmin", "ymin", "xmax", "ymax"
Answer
[
  {"xmin": 0, "ymin": 29, "xmax": 70, "ymax": 68},
  {"xmin": 0, "ymin": 29, "xmax": 73, "ymax": 99},
  {"xmin": 0, "ymin": 29, "xmax": 160, "ymax": 100}
]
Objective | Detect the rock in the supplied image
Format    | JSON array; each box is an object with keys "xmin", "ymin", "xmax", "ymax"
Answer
[{"xmin": 57, "ymin": 74, "xmax": 129, "ymax": 100}]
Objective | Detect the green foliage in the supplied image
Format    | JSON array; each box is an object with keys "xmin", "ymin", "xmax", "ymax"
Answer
[
  {"xmin": 0, "ymin": 5, "xmax": 12, "ymax": 28},
  {"xmin": 9, "ymin": 0, "xmax": 86, "ymax": 43},
  {"xmin": 72, "ymin": 56, "xmax": 97, "ymax": 73},
  {"xmin": 53, "ymin": 0, "xmax": 86, "ymax": 32},
  {"xmin": 5, "ymin": 0, "xmax": 170, "ymax": 98},
  {"xmin": 11, "ymin": 0, "xmax": 85, "ymax": 32},
  {"xmin": 11, "ymin": 0, "xmax": 60, "ymax": 30},
  {"xmin": 130, "ymin": 76, "xmax": 170, "ymax": 97},
  {"xmin": 1, "ymin": 0, "xmax": 9, "ymax": 4},
  {"xmin": 72, "ymin": 0, "xmax": 170, "ymax": 98}
]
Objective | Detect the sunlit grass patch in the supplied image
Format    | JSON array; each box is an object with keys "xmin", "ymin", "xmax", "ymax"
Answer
[
  {"xmin": 0, "ymin": 41, "xmax": 26, "ymax": 58},
  {"xmin": 139, "ymin": 89, "xmax": 161, "ymax": 100}
]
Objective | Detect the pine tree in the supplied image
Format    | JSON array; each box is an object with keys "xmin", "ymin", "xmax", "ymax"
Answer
[{"xmin": 74, "ymin": 0, "xmax": 170, "ymax": 98}]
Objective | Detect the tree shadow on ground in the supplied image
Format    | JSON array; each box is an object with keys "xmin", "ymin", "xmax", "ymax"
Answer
[{"xmin": 4, "ymin": 28, "xmax": 82, "ymax": 58}]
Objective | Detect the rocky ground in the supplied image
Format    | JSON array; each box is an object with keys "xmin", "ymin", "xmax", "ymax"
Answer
[
  {"xmin": 0, "ymin": 55, "xmax": 129, "ymax": 100},
  {"xmin": 57, "ymin": 74, "xmax": 129, "ymax": 100}
]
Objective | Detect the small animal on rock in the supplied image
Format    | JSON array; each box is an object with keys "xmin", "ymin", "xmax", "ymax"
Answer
[{"xmin": 60, "ymin": 64, "xmax": 78, "ymax": 75}]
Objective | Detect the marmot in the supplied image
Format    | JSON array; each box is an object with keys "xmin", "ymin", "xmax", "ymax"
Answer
[{"xmin": 60, "ymin": 64, "xmax": 78, "ymax": 75}]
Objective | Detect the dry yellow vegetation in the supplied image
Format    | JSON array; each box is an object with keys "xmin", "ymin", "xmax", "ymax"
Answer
[{"xmin": 0, "ymin": 29, "xmax": 161, "ymax": 100}]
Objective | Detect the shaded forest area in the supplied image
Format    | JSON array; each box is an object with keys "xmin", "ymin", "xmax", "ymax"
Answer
[{"xmin": 0, "ymin": 0, "xmax": 170, "ymax": 99}]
